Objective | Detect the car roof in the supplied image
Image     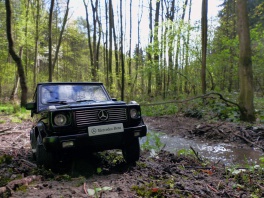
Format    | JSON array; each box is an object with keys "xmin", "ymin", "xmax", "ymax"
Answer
[{"xmin": 37, "ymin": 82, "xmax": 103, "ymax": 86}]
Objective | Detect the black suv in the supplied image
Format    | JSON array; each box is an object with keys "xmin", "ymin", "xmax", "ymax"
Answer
[{"xmin": 26, "ymin": 82, "xmax": 147, "ymax": 170}]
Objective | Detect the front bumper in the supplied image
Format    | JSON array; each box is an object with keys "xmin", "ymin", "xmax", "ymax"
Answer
[{"xmin": 43, "ymin": 124, "xmax": 147, "ymax": 152}]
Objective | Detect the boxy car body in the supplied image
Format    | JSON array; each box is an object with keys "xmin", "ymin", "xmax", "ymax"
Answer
[{"xmin": 26, "ymin": 82, "xmax": 147, "ymax": 170}]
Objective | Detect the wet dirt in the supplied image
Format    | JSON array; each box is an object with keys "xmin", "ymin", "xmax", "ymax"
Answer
[
  {"xmin": 144, "ymin": 115, "xmax": 264, "ymax": 165},
  {"xmin": 0, "ymin": 114, "xmax": 264, "ymax": 198},
  {"xmin": 160, "ymin": 135, "xmax": 262, "ymax": 165}
]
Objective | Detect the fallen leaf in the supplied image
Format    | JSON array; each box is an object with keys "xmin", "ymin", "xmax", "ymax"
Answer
[
  {"xmin": 87, "ymin": 189, "xmax": 95, "ymax": 196},
  {"xmin": 151, "ymin": 187, "xmax": 159, "ymax": 193},
  {"xmin": 102, "ymin": 186, "xmax": 112, "ymax": 191},
  {"xmin": 201, "ymin": 169, "xmax": 213, "ymax": 175}
]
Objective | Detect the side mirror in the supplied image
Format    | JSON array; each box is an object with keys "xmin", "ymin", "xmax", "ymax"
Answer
[
  {"xmin": 112, "ymin": 98, "xmax": 117, "ymax": 101},
  {"xmin": 26, "ymin": 102, "xmax": 36, "ymax": 110},
  {"xmin": 129, "ymin": 101, "xmax": 138, "ymax": 104}
]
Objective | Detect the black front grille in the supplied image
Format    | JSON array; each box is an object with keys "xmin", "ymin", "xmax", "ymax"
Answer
[{"xmin": 75, "ymin": 108, "xmax": 127, "ymax": 126}]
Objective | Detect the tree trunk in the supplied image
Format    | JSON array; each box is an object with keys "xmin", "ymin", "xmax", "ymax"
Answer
[
  {"xmin": 147, "ymin": 0, "xmax": 153, "ymax": 95},
  {"xmin": 10, "ymin": 47, "xmax": 23, "ymax": 101},
  {"xmin": 112, "ymin": 11, "xmax": 119, "ymax": 90},
  {"xmin": 83, "ymin": 0, "xmax": 93, "ymax": 80},
  {"xmin": 48, "ymin": 0, "xmax": 54, "ymax": 82},
  {"xmin": 131, "ymin": 0, "xmax": 143, "ymax": 97},
  {"xmin": 33, "ymin": 0, "xmax": 40, "ymax": 88},
  {"xmin": 9, "ymin": 74, "xmax": 20, "ymax": 102},
  {"xmin": 108, "ymin": 0, "xmax": 113, "ymax": 87},
  {"xmin": 201, "ymin": 0, "xmax": 208, "ymax": 94},
  {"xmin": 120, "ymin": 0, "xmax": 125, "ymax": 100},
  {"xmin": 95, "ymin": 6, "xmax": 101, "ymax": 78},
  {"xmin": 174, "ymin": 0, "xmax": 188, "ymax": 93},
  {"xmin": 24, "ymin": 0, "xmax": 30, "ymax": 77},
  {"xmin": 237, "ymin": 0, "xmax": 255, "ymax": 122},
  {"xmin": 91, "ymin": 0, "xmax": 99, "ymax": 81},
  {"xmin": 5, "ymin": 0, "xmax": 28, "ymax": 107},
  {"xmin": 104, "ymin": 0, "xmax": 109, "ymax": 87},
  {"xmin": 185, "ymin": 0, "xmax": 192, "ymax": 94},
  {"xmin": 52, "ymin": 0, "xmax": 70, "ymax": 76},
  {"xmin": 154, "ymin": 1, "xmax": 161, "ymax": 96},
  {"xmin": 167, "ymin": 0, "xmax": 176, "ymax": 94},
  {"xmin": 128, "ymin": 0, "xmax": 132, "ymax": 76}
]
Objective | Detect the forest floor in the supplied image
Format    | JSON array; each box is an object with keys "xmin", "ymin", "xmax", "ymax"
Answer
[{"xmin": 0, "ymin": 114, "xmax": 264, "ymax": 198}]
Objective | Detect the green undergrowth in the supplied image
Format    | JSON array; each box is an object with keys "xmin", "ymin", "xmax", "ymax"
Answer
[
  {"xmin": 0, "ymin": 103, "xmax": 20, "ymax": 114},
  {"xmin": 141, "ymin": 93, "xmax": 264, "ymax": 123},
  {"xmin": 140, "ymin": 131, "xmax": 165, "ymax": 152},
  {"xmin": 141, "ymin": 103, "xmax": 179, "ymax": 117},
  {"xmin": 0, "ymin": 103, "xmax": 31, "ymax": 122},
  {"xmin": 255, "ymin": 97, "xmax": 264, "ymax": 122},
  {"xmin": 224, "ymin": 159, "xmax": 264, "ymax": 198},
  {"xmin": 0, "ymin": 154, "xmax": 12, "ymax": 164},
  {"xmin": 97, "ymin": 150, "xmax": 125, "ymax": 168}
]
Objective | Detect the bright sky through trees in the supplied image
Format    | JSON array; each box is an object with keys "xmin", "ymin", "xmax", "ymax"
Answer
[
  {"xmin": 69, "ymin": 0, "xmax": 222, "ymax": 21},
  {"xmin": 68, "ymin": 0, "xmax": 222, "ymax": 50}
]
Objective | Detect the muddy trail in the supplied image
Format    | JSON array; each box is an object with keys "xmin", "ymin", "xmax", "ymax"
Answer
[{"xmin": 0, "ymin": 114, "xmax": 264, "ymax": 198}]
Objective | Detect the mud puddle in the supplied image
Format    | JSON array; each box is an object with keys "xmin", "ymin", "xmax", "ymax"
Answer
[{"xmin": 142, "ymin": 131, "xmax": 263, "ymax": 166}]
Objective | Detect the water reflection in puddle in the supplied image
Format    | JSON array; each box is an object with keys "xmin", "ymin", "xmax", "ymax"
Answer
[{"xmin": 142, "ymin": 132, "xmax": 263, "ymax": 166}]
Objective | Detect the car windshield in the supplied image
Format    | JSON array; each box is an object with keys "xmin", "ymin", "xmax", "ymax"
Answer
[{"xmin": 41, "ymin": 84, "xmax": 109, "ymax": 104}]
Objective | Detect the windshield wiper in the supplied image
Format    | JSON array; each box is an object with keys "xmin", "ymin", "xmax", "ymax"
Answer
[
  {"xmin": 76, "ymin": 99, "xmax": 96, "ymax": 103},
  {"xmin": 47, "ymin": 100, "xmax": 68, "ymax": 104}
]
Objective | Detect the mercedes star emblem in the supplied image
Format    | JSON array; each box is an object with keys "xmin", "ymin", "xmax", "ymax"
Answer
[
  {"xmin": 91, "ymin": 128, "xmax": 97, "ymax": 134},
  {"xmin": 98, "ymin": 110, "xmax": 109, "ymax": 121}
]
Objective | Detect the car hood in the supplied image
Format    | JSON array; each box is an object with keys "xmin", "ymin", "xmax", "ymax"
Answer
[{"xmin": 46, "ymin": 100, "xmax": 127, "ymax": 111}]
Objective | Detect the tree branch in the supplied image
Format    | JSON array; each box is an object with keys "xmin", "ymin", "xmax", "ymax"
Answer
[{"xmin": 141, "ymin": 92, "xmax": 241, "ymax": 110}]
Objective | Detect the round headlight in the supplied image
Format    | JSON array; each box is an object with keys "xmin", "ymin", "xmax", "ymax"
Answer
[
  {"xmin": 130, "ymin": 109, "xmax": 139, "ymax": 119},
  {"xmin": 54, "ymin": 114, "xmax": 67, "ymax": 126}
]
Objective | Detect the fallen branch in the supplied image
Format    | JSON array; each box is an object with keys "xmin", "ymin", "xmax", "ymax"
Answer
[
  {"xmin": 234, "ymin": 133, "xmax": 264, "ymax": 151},
  {"xmin": 193, "ymin": 123, "xmax": 224, "ymax": 134},
  {"xmin": 20, "ymin": 159, "xmax": 37, "ymax": 168},
  {"xmin": 184, "ymin": 166, "xmax": 215, "ymax": 170},
  {"xmin": 7, "ymin": 175, "xmax": 42, "ymax": 191},
  {"xmin": 0, "ymin": 131, "xmax": 25, "ymax": 136},
  {"xmin": 0, "ymin": 146, "xmax": 29, "ymax": 150},
  {"xmin": 217, "ymin": 128, "xmax": 227, "ymax": 136},
  {"xmin": 141, "ymin": 92, "xmax": 240, "ymax": 110},
  {"xmin": 207, "ymin": 184, "xmax": 219, "ymax": 193},
  {"xmin": 0, "ymin": 128, "xmax": 11, "ymax": 134},
  {"xmin": 83, "ymin": 182, "xmax": 88, "ymax": 195}
]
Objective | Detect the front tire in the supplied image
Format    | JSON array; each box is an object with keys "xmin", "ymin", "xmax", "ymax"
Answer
[
  {"xmin": 122, "ymin": 138, "xmax": 140, "ymax": 164},
  {"xmin": 36, "ymin": 137, "xmax": 58, "ymax": 171},
  {"xmin": 30, "ymin": 130, "xmax": 37, "ymax": 161}
]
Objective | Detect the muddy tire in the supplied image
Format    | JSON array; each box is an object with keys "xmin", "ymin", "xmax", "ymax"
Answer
[
  {"xmin": 122, "ymin": 138, "xmax": 140, "ymax": 164},
  {"xmin": 32, "ymin": 152, "xmax": 36, "ymax": 161},
  {"xmin": 30, "ymin": 130, "xmax": 37, "ymax": 161},
  {"xmin": 36, "ymin": 138, "xmax": 58, "ymax": 171}
]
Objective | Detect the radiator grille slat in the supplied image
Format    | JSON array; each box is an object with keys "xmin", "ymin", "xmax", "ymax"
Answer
[{"xmin": 75, "ymin": 108, "xmax": 127, "ymax": 126}]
